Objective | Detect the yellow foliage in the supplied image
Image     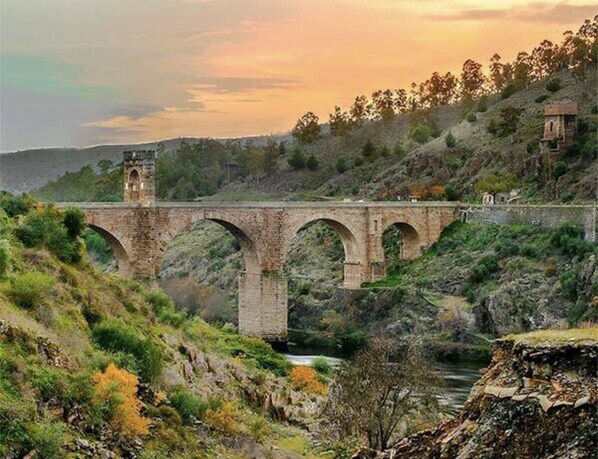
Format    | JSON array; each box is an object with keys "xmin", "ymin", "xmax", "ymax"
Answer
[
  {"xmin": 204, "ymin": 401, "xmax": 237, "ymax": 436},
  {"xmin": 290, "ymin": 365, "xmax": 327, "ymax": 395},
  {"xmin": 92, "ymin": 363, "xmax": 149, "ymax": 438},
  {"xmin": 153, "ymin": 390, "xmax": 166, "ymax": 406}
]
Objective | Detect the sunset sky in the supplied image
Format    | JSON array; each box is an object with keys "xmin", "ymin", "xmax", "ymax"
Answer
[{"xmin": 0, "ymin": 0, "xmax": 595, "ymax": 151}]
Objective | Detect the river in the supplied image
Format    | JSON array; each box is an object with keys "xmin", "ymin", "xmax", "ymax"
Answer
[{"xmin": 284, "ymin": 347, "xmax": 484, "ymax": 413}]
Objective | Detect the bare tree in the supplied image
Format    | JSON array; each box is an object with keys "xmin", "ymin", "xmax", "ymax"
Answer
[{"xmin": 323, "ymin": 338, "xmax": 441, "ymax": 451}]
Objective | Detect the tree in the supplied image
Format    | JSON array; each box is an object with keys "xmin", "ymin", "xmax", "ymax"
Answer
[
  {"xmin": 329, "ymin": 106, "xmax": 352, "ymax": 136},
  {"xmin": 278, "ymin": 141, "xmax": 287, "ymax": 155},
  {"xmin": 323, "ymin": 339, "xmax": 440, "ymax": 451},
  {"xmin": 287, "ymin": 147, "xmax": 305, "ymax": 170},
  {"xmin": 63, "ymin": 207, "xmax": 86, "ymax": 239},
  {"xmin": 291, "ymin": 111, "xmax": 321, "ymax": 144},
  {"xmin": 496, "ymin": 106, "xmax": 524, "ymax": 136},
  {"xmin": 489, "ymin": 53, "xmax": 506, "ymax": 91},
  {"xmin": 410, "ymin": 125, "xmax": 431, "ymax": 144},
  {"xmin": 371, "ymin": 89, "xmax": 396, "ymax": 124},
  {"xmin": 349, "ymin": 95, "xmax": 371, "ymax": 126},
  {"xmin": 444, "ymin": 184, "xmax": 459, "ymax": 201},
  {"xmin": 445, "ymin": 131, "xmax": 456, "ymax": 148},
  {"xmin": 545, "ymin": 78, "xmax": 562, "ymax": 92},
  {"xmin": 361, "ymin": 139, "xmax": 377, "ymax": 159},
  {"xmin": 336, "ymin": 157, "xmax": 348, "ymax": 173},
  {"xmin": 306, "ymin": 154, "xmax": 319, "ymax": 171},
  {"xmin": 513, "ymin": 51, "xmax": 532, "ymax": 89},
  {"xmin": 460, "ymin": 59, "xmax": 485, "ymax": 100}
]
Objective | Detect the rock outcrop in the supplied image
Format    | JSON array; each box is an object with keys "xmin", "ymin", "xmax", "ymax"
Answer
[{"xmin": 379, "ymin": 333, "xmax": 597, "ymax": 459}]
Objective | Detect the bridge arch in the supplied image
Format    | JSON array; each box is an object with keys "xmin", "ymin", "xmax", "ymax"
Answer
[
  {"xmin": 87, "ymin": 224, "xmax": 132, "ymax": 278},
  {"xmin": 283, "ymin": 215, "xmax": 366, "ymax": 288},
  {"xmin": 381, "ymin": 220, "xmax": 422, "ymax": 262}
]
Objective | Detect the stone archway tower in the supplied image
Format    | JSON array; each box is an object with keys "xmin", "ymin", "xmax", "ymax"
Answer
[{"xmin": 124, "ymin": 150, "xmax": 156, "ymax": 206}]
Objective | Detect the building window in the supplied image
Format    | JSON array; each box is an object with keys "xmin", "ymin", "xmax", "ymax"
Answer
[{"xmin": 549, "ymin": 121, "xmax": 554, "ymax": 132}]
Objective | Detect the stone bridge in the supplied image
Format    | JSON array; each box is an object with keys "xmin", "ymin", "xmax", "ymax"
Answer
[{"xmin": 56, "ymin": 200, "xmax": 458, "ymax": 342}]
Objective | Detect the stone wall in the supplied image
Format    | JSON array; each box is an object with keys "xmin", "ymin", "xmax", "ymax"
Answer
[{"xmin": 461, "ymin": 205, "xmax": 597, "ymax": 242}]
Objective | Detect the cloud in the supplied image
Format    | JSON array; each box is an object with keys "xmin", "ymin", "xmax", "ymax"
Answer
[
  {"xmin": 191, "ymin": 76, "xmax": 299, "ymax": 94},
  {"xmin": 427, "ymin": 2, "xmax": 597, "ymax": 24}
]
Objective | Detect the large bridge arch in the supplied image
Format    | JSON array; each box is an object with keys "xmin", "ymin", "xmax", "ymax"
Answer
[
  {"xmin": 87, "ymin": 224, "xmax": 132, "ymax": 278},
  {"xmin": 282, "ymin": 213, "xmax": 368, "ymax": 288}
]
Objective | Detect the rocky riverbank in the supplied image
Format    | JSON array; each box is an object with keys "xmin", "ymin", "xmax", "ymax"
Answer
[{"xmin": 372, "ymin": 329, "xmax": 597, "ymax": 459}]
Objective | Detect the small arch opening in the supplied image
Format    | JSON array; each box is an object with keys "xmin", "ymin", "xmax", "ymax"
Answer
[{"xmin": 127, "ymin": 169, "xmax": 141, "ymax": 201}]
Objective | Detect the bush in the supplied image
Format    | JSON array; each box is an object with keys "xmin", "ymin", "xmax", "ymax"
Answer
[
  {"xmin": 15, "ymin": 208, "xmax": 82, "ymax": 263},
  {"xmin": 469, "ymin": 254, "xmax": 499, "ymax": 283},
  {"xmin": 290, "ymin": 366, "xmax": 327, "ymax": 394},
  {"xmin": 445, "ymin": 131, "xmax": 456, "ymax": 148},
  {"xmin": 311, "ymin": 356, "xmax": 333, "ymax": 376},
  {"xmin": 486, "ymin": 119, "xmax": 498, "ymax": 135},
  {"xmin": 354, "ymin": 156, "xmax": 364, "ymax": 167},
  {"xmin": 379, "ymin": 145, "xmax": 391, "ymax": 157},
  {"xmin": 393, "ymin": 141, "xmax": 405, "ymax": 156},
  {"xmin": 553, "ymin": 161, "xmax": 568, "ymax": 179},
  {"xmin": 545, "ymin": 78, "xmax": 562, "ymax": 92},
  {"xmin": 559, "ymin": 269, "xmax": 578, "ymax": 301},
  {"xmin": 249, "ymin": 417, "xmax": 270, "ymax": 442},
  {"xmin": 92, "ymin": 319, "xmax": 164, "ymax": 384},
  {"xmin": 476, "ymin": 97, "xmax": 488, "ymax": 113},
  {"xmin": 466, "ymin": 112, "xmax": 477, "ymax": 123},
  {"xmin": 535, "ymin": 94, "xmax": 549, "ymax": 103},
  {"xmin": 361, "ymin": 139, "xmax": 377, "ymax": 159},
  {"xmin": 0, "ymin": 240, "xmax": 10, "ymax": 277},
  {"xmin": 568, "ymin": 300, "xmax": 588, "ymax": 325},
  {"xmin": 169, "ymin": 389, "xmax": 208, "ymax": 424},
  {"xmin": 500, "ymin": 82, "xmax": 518, "ymax": 99},
  {"xmin": 550, "ymin": 224, "xmax": 593, "ymax": 258},
  {"xmin": 204, "ymin": 401, "xmax": 237, "ymax": 436},
  {"xmin": 336, "ymin": 157, "xmax": 348, "ymax": 173},
  {"xmin": 6, "ymin": 271, "xmax": 53, "ymax": 308},
  {"xmin": 0, "ymin": 194, "xmax": 31, "ymax": 218},
  {"xmin": 306, "ymin": 154, "xmax": 319, "ymax": 171},
  {"xmin": 444, "ymin": 184, "xmax": 459, "ymax": 201},
  {"xmin": 287, "ymin": 148, "xmax": 305, "ymax": 170},
  {"xmin": 62, "ymin": 208, "xmax": 86, "ymax": 239},
  {"xmin": 410, "ymin": 125, "xmax": 431, "ymax": 144},
  {"xmin": 30, "ymin": 421, "xmax": 65, "ymax": 459},
  {"xmin": 92, "ymin": 364, "xmax": 149, "ymax": 438}
]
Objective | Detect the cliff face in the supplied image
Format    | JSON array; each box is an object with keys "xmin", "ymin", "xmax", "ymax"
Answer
[{"xmin": 384, "ymin": 331, "xmax": 597, "ymax": 459}]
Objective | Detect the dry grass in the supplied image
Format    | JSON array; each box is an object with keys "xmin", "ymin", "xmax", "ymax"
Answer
[{"xmin": 504, "ymin": 327, "xmax": 598, "ymax": 345}]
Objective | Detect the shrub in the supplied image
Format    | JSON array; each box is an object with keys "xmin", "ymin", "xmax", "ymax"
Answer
[
  {"xmin": 306, "ymin": 154, "xmax": 319, "ymax": 171},
  {"xmin": 592, "ymin": 104, "xmax": 598, "ymax": 114},
  {"xmin": 486, "ymin": 119, "xmax": 498, "ymax": 135},
  {"xmin": 361, "ymin": 139, "xmax": 377, "ymax": 159},
  {"xmin": 92, "ymin": 319, "xmax": 164, "ymax": 384},
  {"xmin": 30, "ymin": 421, "xmax": 65, "ymax": 459},
  {"xmin": 500, "ymin": 82, "xmax": 518, "ymax": 99},
  {"xmin": 535, "ymin": 94, "xmax": 549, "ymax": 103},
  {"xmin": 568, "ymin": 300, "xmax": 588, "ymax": 325},
  {"xmin": 544, "ymin": 257, "xmax": 557, "ymax": 277},
  {"xmin": 559, "ymin": 269, "xmax": 578, "ymax": 301},
  {"xmin": 6, "ymin": 271, "xmax": 53, "ymax": 308},
  {"xmin": 169, "ymin": 389, "xmax": 208, "ymax": 423},
  {"xmin": 553, "ymin": 161, "xmax": 568, "ymax": 179},
  {"xmin": 545, "ymin": 78, "xmax": 562, "ymax": 92},
  {"xmin": 311, "ymin": 357, "xmax": 333, "ymax": 376},
  {"xmin": 410, "ymin": 125, "xmax": 431, "ymax": 144},
  {"xmin": 336, "ymin": 157, "xmax": 348, "ymax": 173},
  {"xmin": 0, "ymin": 194, "xmax": 31, "ymax": 218},
  {"xmin": 445, "ymin": 131, "xmax": 456, "ymax": 148},
  {"xmin": 379, "ymin": 145, "xmax": 390, "ymax": 157},
  {"xmin": 204, "ymin": 401, "xmax": 237, "ymax": 436},
  {"xmin": 550, "ymin": 224, "xmax": 593, "ymax": 258},
  {"xmin": 476, "ymin": 97, "xmax": 488, "ymax": 112},
  {"xmin": 444, "ymin": 184, "xmax": 459, "ymax": 201},
  {"xmin": 92, "ymin": 363, "xmax": 149, "ymax": 438},
  {"xmin": 393, "ymin": 141, "xmax": 405, "ymax": 156},
  {"xmin": 0, "ymin": 240, "xmax": 10, "ymax": 277},
  {"xmin": 287, "ymin": 148, "xmax": 305, "ymax": 170},
  {"xmin": 466, "ymin": 112, "xmax": 477, "ymax": 123},
  {"xmin": 469, "ymin": 254, "xmax": 499, "ymax": 283},
  {"xmin": 249, "ymin": 417, "xmax": 270, "ymax": 442},
  {"xmin": 353, "ymin": 156, "xmax": 364, "ymax": 167},
  {"xmin": 62, "ymin": 208, "xmax": 86, "ymax": 239},
  {"xmin": 235, "ymin": 337, "xmax": 292, "ymax": 376},
  {"xmin": 290, "ymin": 365, "xmax": 327, "ymax": 394}
]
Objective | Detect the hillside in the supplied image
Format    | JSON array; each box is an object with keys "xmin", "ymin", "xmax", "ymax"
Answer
[{"xmin": 0, "ymin": 204, "xmax": 333, "ymax": 458}]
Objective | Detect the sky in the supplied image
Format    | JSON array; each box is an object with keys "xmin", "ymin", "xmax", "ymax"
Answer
[{"xmin": 0, "ymin": 0, "xmax": 596, "ymax": 152}]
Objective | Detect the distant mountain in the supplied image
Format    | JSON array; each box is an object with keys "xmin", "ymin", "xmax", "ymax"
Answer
[{"xmin": 0, "ymin": 134, "xmax": 289, "ymax": 195}]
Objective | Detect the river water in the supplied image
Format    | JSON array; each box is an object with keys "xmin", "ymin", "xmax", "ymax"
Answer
[{"xmin": 284, "ymin": 349, "xmax": 484, "ymax": 413}]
